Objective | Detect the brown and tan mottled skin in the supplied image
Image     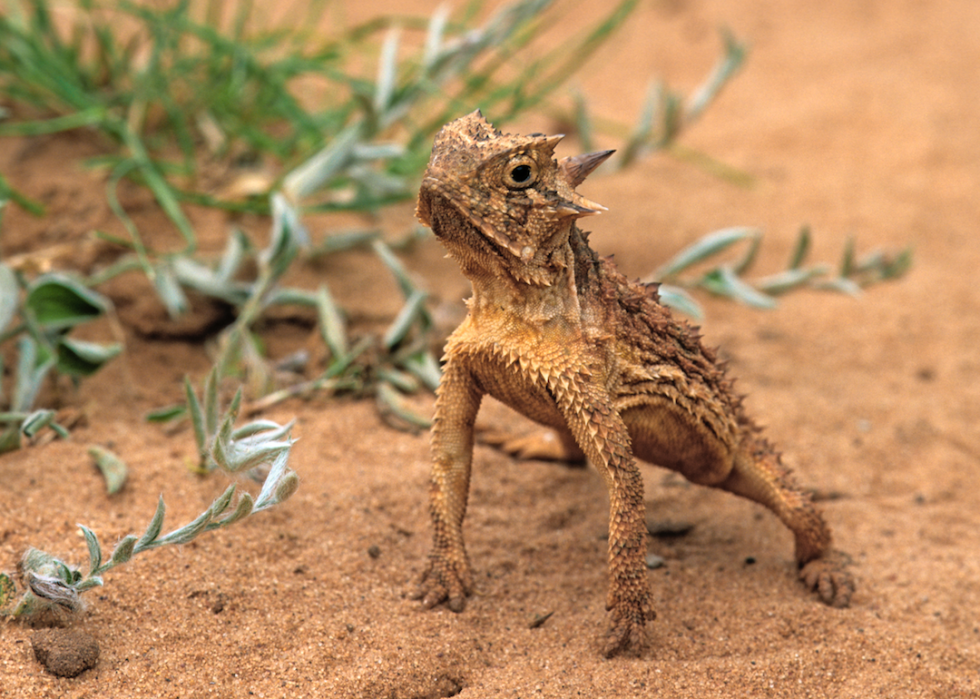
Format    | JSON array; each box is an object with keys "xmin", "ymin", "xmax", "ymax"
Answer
[{"xmin": 411, "ymin": 111, "xmax": 855, "ymax": 658}]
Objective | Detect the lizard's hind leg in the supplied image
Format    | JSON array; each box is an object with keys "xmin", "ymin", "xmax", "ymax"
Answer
[{"xmin": 714, "ymin": 435, "xmax": 855, "ymax": 608}]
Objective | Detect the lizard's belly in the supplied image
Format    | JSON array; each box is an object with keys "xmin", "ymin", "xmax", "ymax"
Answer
[{"xmin": 469, "ymin": 353, "xmax": 568, "ymax": 431}]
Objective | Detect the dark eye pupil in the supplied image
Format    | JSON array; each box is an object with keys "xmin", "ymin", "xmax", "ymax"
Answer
[{"xmin": 510, "ymin": 164, "xmax": 532, "ymax": 183}]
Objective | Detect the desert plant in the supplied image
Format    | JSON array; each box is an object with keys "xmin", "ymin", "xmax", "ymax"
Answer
[
  {"xmin": 0, "ymin": 264, "xmax": 121, "ymax": 451},
  {"xmin": 0, "ymin": 0, "xmax": 751, "ymax": 418},
  {"xmin": 0, "ymin": 0, "xmax": 658, "ymax": 315},
  {"xmin": 0, "ymin": 0, "xmax": 910, "ymax": 442},
  {"xmin": 649, "ymin": 225, "xmax": 913, "ymax": 318},
  {"xmin": 147, "ymin": 231, "xmax": 440, "ymax": 430},
  {"xmin": 0, "ymin": 369, "xmax": 298, "ymax": 617},
  {"xmin": 182, "ymin": 367, "xmax": 295, "ymax": 473},
  {"xmin": 88, "ymin": 445, "xmax": 128, "ymax": 494}
]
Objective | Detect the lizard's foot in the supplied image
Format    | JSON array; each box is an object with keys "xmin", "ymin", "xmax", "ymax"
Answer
[
  {"xmin": 799, "ymin": 550, "xmax": 855, "ymax": 608},
  {"xmin": 602, "ymin": 589, "xmax": 655, "ymax": 658},
  {"xmin": 478, "ymin": 428, "xmax": 586, "ymax": 463},
  {"xmin": 410, "ymin": 554, "xmax": 473, "ymax": 613}
]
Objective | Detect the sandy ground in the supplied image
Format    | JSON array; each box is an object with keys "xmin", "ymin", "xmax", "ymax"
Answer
[{"xmin": 2, "ymin": 0, "xmax": 980, "ymax": 696}]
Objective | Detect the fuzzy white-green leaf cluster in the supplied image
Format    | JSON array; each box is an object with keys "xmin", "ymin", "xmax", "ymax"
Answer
[
  {"xmin": 184, "ymin": 368, "xmax": 296, "ymax": 476},
  {"xmin": 1, "ymin": 268, "xmax": 120, "ymax": 451},
  {"xmin": 649, "ymin": 225, "xmax": 912, "ymax": 319},
  {"xmin": 0, "ymin": 371, "xmax": 299, "ymax": 619}
]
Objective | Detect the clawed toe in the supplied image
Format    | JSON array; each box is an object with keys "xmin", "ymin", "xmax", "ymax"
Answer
[
  {"xmin": 602, "ymin": 605, "xmax": 654, "ymax": 658},
  {"xmin": 800, "ymin": 551, "xmax": 855, "ymax": 608},
  {"xmin": 602, "ymin": 592, "xmax": 655, "ymax": 658},
  {"xmin": 602, "ymin": 618, "xmax": 649, "ymax": 658},
  {"xmin": 408, "ymin": 582, "xmax": 447, "ymax": 609},
  {"xmin": 411, "ymin": 557, "xmax": 472, "ymax": 613}
]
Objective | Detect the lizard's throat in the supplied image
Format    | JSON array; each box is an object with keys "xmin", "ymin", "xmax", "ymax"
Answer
[{"xmin": 432, "ymin": 219, "xmax": 567, "ymax": 291}]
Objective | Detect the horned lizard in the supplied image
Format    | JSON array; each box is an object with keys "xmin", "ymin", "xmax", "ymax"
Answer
[{"xmin": 411, "ymin": 110, "xmax": 854, "ymax": 657}]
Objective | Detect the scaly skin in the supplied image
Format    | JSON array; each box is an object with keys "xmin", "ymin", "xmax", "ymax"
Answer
[{"xmin": 411, "ymin": 111, "xmax": 854, "ymax": 657}]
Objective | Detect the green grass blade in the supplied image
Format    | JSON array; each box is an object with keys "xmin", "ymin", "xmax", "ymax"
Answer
[
  {"xmin": 684, "ymin": 28, "xmax": 747, "ymax": 124},
  {"xmin": 839, "ymin": 237, "xmax": 856, "ymax": 277},
  {"xmin": 184, "ymin": 375, "xmax": 208, "ymax": 461},
  {"xmin": 374, "ymin": 27, "xmax": 401, "ymax": 119},
  {"xmin": 383, "ymin": 289, "xmax": 427, "ymax": 350},
  {"xmin": 316, "ymin": 283, "xmax": 349, "ymax": 360},
  {"xmin": 789, "ymin": 225, "xmax": 812, "ymax": 269},
  {"xmin": 371, "ymin": 239, "xmax": 415, "ymax": 299},
  {"xmin": 656, "ymin": 284, "xmax": 703, "ymax": 319},
  {"xmin": 0, "ymin": 263, "xmax": 18, "ymax": 335},
  {"xmin": 283, "ymin": 123, "xmax": 362, "ymax": 201},
  {"xmin": 116, "ymin": 124, "xmax": 197, "ymax": 254},
  {"xmin": 0, "ymin": 108, "xmax": 106, "ymax": 137},
  {"xmin": 699, "ymin": 267, "xmax": 777, "ymax": 308},
  {"xmin": 652, "ymin": 227, "xmax": 759, "ymax": 282},
  {"xmin": 755, "ymin": 266, "xmax": 828, "ymax": 295}
]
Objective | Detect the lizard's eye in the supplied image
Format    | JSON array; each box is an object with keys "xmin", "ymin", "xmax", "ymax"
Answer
[
  {"xmin": 510, "ymin": 165, "xmax": 532, "ymax": 183},
  {"xmin": 503, "ymin": 158, "xmax": 537, "ymax": 189}
]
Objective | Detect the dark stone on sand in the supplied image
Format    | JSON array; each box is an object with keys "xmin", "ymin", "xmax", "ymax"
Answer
[
  {"xmin": 645, "ymin": 519, "xmax": 695, "ymax": 537},
  {"xmin": 31, "ymin": 628, "xmax": 99, "ymax": 677}
]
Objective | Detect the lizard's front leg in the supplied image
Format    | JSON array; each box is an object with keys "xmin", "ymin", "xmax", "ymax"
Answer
[
  {"xmin": 555, "ymin": 374, "xmax": 654, "ymax": 657},
  {"xmin": 411, "ymin": 360, "xmax": 484, "ymax": 613}
]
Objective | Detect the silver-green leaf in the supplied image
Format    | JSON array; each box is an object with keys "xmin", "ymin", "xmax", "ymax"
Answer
[
  {"xmin": 0, "ymin": 262, "xmax": 17, "ymax": 334},
  {"xmin": 88, "ymin": 445, "xmax": 128, "ymax": 494},
  {"xmin": 78, "ymin": 525, "xmax": 102, "ymax": 574},
  {"xmin": 25, "ymin": 274, "xmax": 107, "ymax": 330}
]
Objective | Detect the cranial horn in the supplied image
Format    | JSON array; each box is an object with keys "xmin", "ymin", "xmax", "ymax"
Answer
[
  {"xmin": 556, "ymin": 192, "xmax": 608, "ymax": 219},
  {"xmin": 559, "ymin": 150, "xmax": 615, "ymax": 188},
  {"xmin": 535, "ymin": 133, "xmax": 565, "ymax": 155}
]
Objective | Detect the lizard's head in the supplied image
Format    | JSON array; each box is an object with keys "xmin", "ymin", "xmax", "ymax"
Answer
[{"xmin": 417, "ymin": 110, "xmax": 613, "ymax": 286}]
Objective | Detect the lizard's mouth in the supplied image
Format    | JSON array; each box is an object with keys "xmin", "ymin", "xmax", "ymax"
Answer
[
  {"xmin": 418, "ymin": 179, "xmax": 556, "ymax": 287},
  {"xmin": 415, "ymin": 178, "xmax": 437, "ymax": 228}
]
